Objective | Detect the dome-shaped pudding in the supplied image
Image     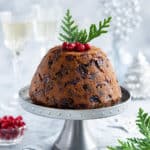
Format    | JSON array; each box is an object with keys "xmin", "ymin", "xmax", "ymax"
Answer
[{"xmin": 29, "ymin": 46, "xmax": 121, "ymax": 109}]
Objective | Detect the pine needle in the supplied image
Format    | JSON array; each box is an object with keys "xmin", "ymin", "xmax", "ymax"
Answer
[
  {"xmin": 108, "ymin": 108, "xmax": 150, "ymax": 150},
  {"xmin": 59, "ymin": 9, "xmax": 111, "ymax": 43}
]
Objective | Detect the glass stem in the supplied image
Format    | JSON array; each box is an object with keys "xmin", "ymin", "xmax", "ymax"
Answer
[
  {"xmin": 112, "ymin": 38, "xmax": 122, "ymax": 83},
  {"xmin": 12, "ymin": 51, "xmax": 21, "ymax": 99}
]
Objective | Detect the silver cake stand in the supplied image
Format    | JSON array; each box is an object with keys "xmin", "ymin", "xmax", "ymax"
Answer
[{"xmin": 19, "ymin": 86, "xmax": 130, "ymax": 150}]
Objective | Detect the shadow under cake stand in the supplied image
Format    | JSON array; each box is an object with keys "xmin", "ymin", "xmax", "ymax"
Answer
[{"xmin": 19, "ymin": 86, "xmax": 130, "ymax": 150}]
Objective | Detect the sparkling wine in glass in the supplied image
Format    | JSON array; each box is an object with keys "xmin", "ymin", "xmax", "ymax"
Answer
[
  {"xmin": 2, "ymin": 21, "xmax": 31, "ymax": 55},
  {"xmin": 32, "ymin": 5, "xmax": 61, "ymax": 58}
]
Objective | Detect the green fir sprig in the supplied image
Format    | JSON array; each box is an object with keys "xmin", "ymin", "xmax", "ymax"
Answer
[
  {"xmin": 59, "ymin": 9, "xmax": 111, "ymax": 43},
  {"xmin": 108, "ymin": 108, "xmax": 150, "ymax": 150}
]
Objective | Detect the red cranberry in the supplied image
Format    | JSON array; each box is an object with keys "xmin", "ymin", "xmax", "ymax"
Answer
[
  {"xmin": 67, "ymin": 43, "xmax": 76, "ymax": 51},
  {"xmin": 75, "ymin": 42, "xmax": 80, "ymax": 45},
  {"xmin": 8, "ymin": 116, "xmax": 14, "ymax": 121},
  {"xmin": 19, "ymin": 122, "xmax": 25, "ymax": 127},
  {"xmin": 76, "ymin": 43, "xmax": 85, "ymax": 52},
  {"xmin": 16, "ymin": 116, "xmax": 23, "ymax": 121},
  {"xmin": 14, "ymin": 120, "xmax": 20, "ymax": 126},
  {"xmin": 62, "ymin": 42, "xmax": 68, "ymax": 50},
  {"xmin": 84, "ymin": 43, "xmax": 91, "ymax": 50},
  {"xmin": 1, "ymin": 122, "xmax": 8, "ymax": 129},
  {"xmin": 2, "ymin": 116, "xmax": 8, "ymax": 121}
]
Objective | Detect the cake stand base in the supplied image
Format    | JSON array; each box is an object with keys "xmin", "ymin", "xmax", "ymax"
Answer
[
  {"xmin": 19, "ymin": 86, "xmax": 130, "ymax": 150},
  {"xmin": 52, "ymin": 120, "xmax": 97, "ymax": 150}
]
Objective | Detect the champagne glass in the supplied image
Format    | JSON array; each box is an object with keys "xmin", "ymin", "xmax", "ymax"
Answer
[
  {"xmin": 0, "ymin": 11, "xmax": 32, "ymax": 110},
  {"xmin": 32, "ymin": 4, "xmax": 61, "ymax": 58}
]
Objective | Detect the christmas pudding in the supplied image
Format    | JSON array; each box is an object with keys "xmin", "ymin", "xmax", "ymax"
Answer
[{"xmin": 29, "ymin": 10, "xmax": 121, "ymax": 109}]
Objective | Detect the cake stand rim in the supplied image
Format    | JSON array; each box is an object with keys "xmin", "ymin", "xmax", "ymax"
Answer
[{"xmin": 19, "ymin": 86, "xmax": 131, "ymax": 120}]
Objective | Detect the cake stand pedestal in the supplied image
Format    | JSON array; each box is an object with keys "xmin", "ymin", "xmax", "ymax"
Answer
[{"xmin": 19, "ymin": 86, "xmax": 130, "ymax": 150}]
